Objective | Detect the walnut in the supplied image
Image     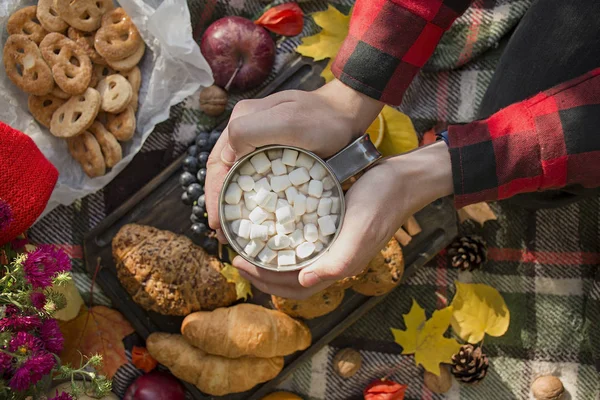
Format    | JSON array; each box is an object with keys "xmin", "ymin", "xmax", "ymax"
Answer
[
  {"xmin": 333, "ymin": 348, "xmax": 362, "ymax": 379},
  {"xmin": 531, "ymin": 375, "xmax": 565, "ymax": 400},
  {"xmin": 423, "ymin": 365, "xmax": 453, "ymax": 394},
  {"xmin": 199, "ymin": 85, "xmax": 228, "ymax": 117}
]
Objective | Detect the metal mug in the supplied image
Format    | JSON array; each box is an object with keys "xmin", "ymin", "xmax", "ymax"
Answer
[{"xmin": 219, "ymin": 134, "xmax": 382, "ymax": 271}]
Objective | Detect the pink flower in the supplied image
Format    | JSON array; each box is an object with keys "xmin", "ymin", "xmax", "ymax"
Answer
[
  {"xmin": 30, "ymin": 292, "xmax": 46, "ymax": 309},
  {"xmin": 22, "ymin": 245, "xmax": 71, "ymax": 289},
  {"xmin": 40, "ymin": 319, "xmax": 64, "ymax": 354},
  {"xmin": 0, "ymin": 352, "xmax": 12, "ymax": 374},
  {"xmin": 49, "ymin": 392, "xmax": 75, "ymax": 400},
  {"xmin": 9, "ymin": 332, "xmax": 43, "ymax": 354},
  {"xmin": 0, "ymin": 313, "xmax": 41, "ymax": 332},
  {"xmin": 9, "ymin": 351, "xmax": 55, "ymax": 391},
  {"xmin": 0, "ymin": 199, "xmax": 13, "ymax": 233}
]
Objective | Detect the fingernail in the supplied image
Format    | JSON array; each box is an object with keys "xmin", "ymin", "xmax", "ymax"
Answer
[
  {"xmin": 300, "ymin": 271, "xmax": 321, "ymax": 287},
  {"xmin": 221, "ymin": 144, "xmax": 236, "ymax": 165}
]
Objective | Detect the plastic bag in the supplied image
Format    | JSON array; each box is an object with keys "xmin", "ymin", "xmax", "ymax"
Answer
[{"xmin": 0, "ymin": 0, "xmax": 213, "ymax": 216}]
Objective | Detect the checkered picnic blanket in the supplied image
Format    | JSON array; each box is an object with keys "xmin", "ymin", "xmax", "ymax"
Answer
[{"xmin": 27, "ymin": 0, "xmax": 600, "ymax": 398}]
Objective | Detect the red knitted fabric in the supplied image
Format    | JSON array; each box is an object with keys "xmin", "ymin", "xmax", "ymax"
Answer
[{"xmin": 0, "ymin": 122, "xmax": 58, "ymax": 245}]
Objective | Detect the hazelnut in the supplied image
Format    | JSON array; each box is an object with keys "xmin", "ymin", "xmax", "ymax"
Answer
[
  {"xmin": 199, "ymin": 85, "xmax": 228, "ymax": 117},
  {"xmin": 424, "ymin": 364, "xmax": 453, "ymax": 394},
  {"xmin": 531, "ymin": 375, "xmax": 565, "ymax": 400},
  {"xmin": 333, "ymin": 348, "xmax": 362, "ymax": 379}
]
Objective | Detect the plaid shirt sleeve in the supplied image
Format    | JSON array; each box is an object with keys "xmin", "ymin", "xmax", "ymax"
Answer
[
  {"xmin": 331, "ymin": 0, "xmax": 472, "ymax": 106},
  {"xmin": 448, "ymin": 68, "xmax": 600, "ymax": 208}
]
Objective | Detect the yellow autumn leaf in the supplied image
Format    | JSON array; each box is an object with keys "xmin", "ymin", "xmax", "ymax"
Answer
[
  {"xmin": 220, "ymin": 263, "xmax": 252, "ymax": 301},
  {"xmin": 296, "ymin": 5, "xmax": 351, "ymax": 83},
  {"xmin": 377, "ymin": 106, "xmax": 419, "ymax": 156},
  {"xmin": 391, "ymin": 300, "xmax": 461, "ymax": 376},
  {"xmin": 451, "ymin": 281, "xmax": 510, "ymax": 344}
]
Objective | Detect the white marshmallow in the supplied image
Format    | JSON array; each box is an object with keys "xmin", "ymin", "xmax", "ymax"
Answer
[
  {"xmin": 285, "ymin": 186, "xmax": 298, "ymax": 205},
  {"xmin": 277, "ymin": 199, "xmax": 290, "ymax": 209},
  {"xmin": 254, "ymin": 177, "xmax": 271, "ymax": 192},
  {"xmin": 278, "ymin": 250, "xmax": 296, "ymax": 266},
  {"xmin": 289, "ymin": 229, "xmax": 305, "ymax": 248},
  {"xmin": 322, "ymin": 190, "xmax": 332, "ymax": 198},
  {"xmin": 263, "ymin": 192, "xmax": 278, "ymax": 213},
  {"xmin": 282, "ymin": 149, "xmax": 299, "ymax": 166},
  {"xmin": 224, "ymin": 183, "xmax": 242, "ymax": 205},
  {"xmin": 223, "ymin": 204, "xmax": 242, "ymax": 221},
  {"xmin": 275, "ymin": 205, "xmax": 295, "ymax": 224},
  {"xmin": 249, "ymin": 207, "xmax": 270, "ymax": 224},
  {"xmin": 308, "ymin": 180, "xmax": 323, "ymax": 198},
  {"xmin": 270, "ymin": 175, "xmax": 292, "ymax": 193},
  {"xmin": 250, "ymin": 224, "xmax": 269, "ymax": 241},
  {"xmin": 252, "ymin": 173, "xmax": 264, "ymax": 181},
  {"xmin": 244, "ymin": 191, "xmax": 258, "ymax": 210},
  {"xmin": 254, "ymin": 188, "xmax": 270, "ymax": 207},
  {"xmin": 322, "ymin": 176, "xmax": 335, "ymax": 190},
  {"xmin": 288, "ymin": 168, "xmax": 310, "ymax": 186},
  {"xmin": 258, "ymin": 246, "xmax": 277, "ymax": 263},
  {"xmin": 302, "ymin": 212, "xmax": 318, "ymax": 225},
  {"xmin": 317, "ymin": 198, "xmax": 332, "ymax": 216},
  {"xmin": 262, "ymin": 220, "xmax": 276, "ymax": 236},
  {"xmin": 231, "ymin": 220, "xmax": 242, "ymax": 235},
  {"xmin": 232, "ymin": 174, "xmax": 239, "ymax": 182},
  {"xmin": 270, "ymin": 159, "xmax": 287, "ymax": 176},
  {"xmin": 236, "ymin": 237, "xmax": 250, "ymax": 248},
  {"xmin": 276, "ymin": 221, "xmax": 295, "ymax": 235},
  {"xmin": 238, "ymin": 219, "xmax": 252, "ymax": 239},
  {"xmin": 250, "ymin": 152, "xmax": 271, "ymax": 174},
  {"xmin": 303, "ymin": 223, "xmax": 318, "ymax": 243},
  {"xmin": 296, "ymin": 242, "xmax": 315, "ymax": 259},
  {"xmin": 309, "ymin": 163, "xmax": 327, "ymax": 180},
  {"xmin": 239, "ymin": 161, "xmax": 255, "ymax": 175},
  {"xmin": 293, "ymin": 194, "xmax": 307, "ymax": 216},
  {"xmin": 267, "ymin": 148, "xmax": 283, "ymax": 160},
  {"xmin": 296, "ymin": 153, "xmax": 315, "ymax": 170},
  {"xmin": 296, "ymin": 222, "xmax": 304, "ymax": 230},
  {"xmin": 331, "ymin": 197, "xmax": 341, "ymax": 214},
  {"xmin": 318, "ymin": 215, "xmax": 337, "ymax": 236},
  {"xmin": 297, "ymin": 183, "xmax": 309, "ymax": 195},
  {"xmin": 306, "ymin": 196, "xmax": 319, "ymax": 213},
  {"xmin": 242, "ymin": 206, "xmax": 251, "ymax": 219},
  {"xmin": 268, "ymin": 234, "xmax": 291, "ymax": 250},
  {"xmin": 314, "ymin": 241, "xmax": 324, "ymax": 253},
  {"xmin": 244, "ymin": 239, "xmax": 265, "ymax": 257},
  {"xmin": 237, "ymin": 175, "xmax": 255, "ymax": 192}
]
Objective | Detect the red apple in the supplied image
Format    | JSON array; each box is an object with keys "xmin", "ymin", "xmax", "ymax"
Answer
[
  {"xmin": 124, "ymin": 371, "xmax": 186, "ymax": 400},
  {"xmin": 201, "ymin": 16, "xmax": 275, "ymax": 92}
]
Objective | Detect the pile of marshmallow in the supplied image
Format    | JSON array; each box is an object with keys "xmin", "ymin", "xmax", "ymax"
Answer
[{"xmin": 222, "ymin": 148, "xmax": 341, "ymax": 268}]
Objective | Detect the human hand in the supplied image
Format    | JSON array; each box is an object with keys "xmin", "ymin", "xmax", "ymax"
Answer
[
  {"xmin": 233, "ymin": 142, "xmax": 454, "ymax": 299},
  {"xmin": 205, "ymin": 79, "xmax": 383, "ymax": 240}
]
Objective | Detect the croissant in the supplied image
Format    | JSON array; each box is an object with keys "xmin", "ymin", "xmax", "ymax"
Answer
[
  {"xmin": 147, "ymin": 333, "xmax": 284, "ymax": 396},
  {"xmin": 181, "ymin": 303, "xmax": 311, "ymax": 358}
]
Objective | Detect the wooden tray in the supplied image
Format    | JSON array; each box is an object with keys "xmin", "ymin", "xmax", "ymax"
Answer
[{"xmin": 83, "ymin": 56, "xmax": 458, "ymax": 399}]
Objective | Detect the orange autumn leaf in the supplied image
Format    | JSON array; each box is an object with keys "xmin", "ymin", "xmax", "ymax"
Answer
[
  {"xmin": 131, "ymin": 346, "xmax": 158, "ymax": 373},
  {"xmin": 59, "ymin": 305, "xmax": 135, "ymax": 378}
]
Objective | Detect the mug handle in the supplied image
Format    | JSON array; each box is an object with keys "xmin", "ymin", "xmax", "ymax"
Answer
[{"xmin": 326, "ymin": 134, "xmax": 382, "ymax": 183}]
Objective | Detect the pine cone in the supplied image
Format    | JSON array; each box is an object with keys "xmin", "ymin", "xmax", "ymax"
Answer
[
  {"xmin": 447, "ymin": 235, "xmax": 487, "ymax": 271},
  {"xmin": 451, "ymin": 344, "xmax": 489, "ymax": 384}
]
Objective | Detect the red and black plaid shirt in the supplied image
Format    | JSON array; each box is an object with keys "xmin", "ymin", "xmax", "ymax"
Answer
[{"xmin": 332, "ymin": 0, "xmax": 600, "ymax": 208}]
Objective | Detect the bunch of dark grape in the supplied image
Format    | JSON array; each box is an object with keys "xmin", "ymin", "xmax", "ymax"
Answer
[{"xmin": 179, "ymin": 130, "xmax": 221, "ymax": 254}]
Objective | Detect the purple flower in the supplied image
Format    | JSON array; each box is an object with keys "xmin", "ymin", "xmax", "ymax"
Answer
[
  {"xmin": 0, "ymin": 352, "xmax": 12, "ymax": 374},
  {"xmin": 9, "ymin": 332, "xmax": 43, "ymax": 354},
  {"xmin": 22, "ymin": 245, "xmax": 71, "ymax": 289},
  {"xmin": 0, "ymin": 199, "xmax": 13, "ymax": 233},
  {"xmin": 8, "ymin": 351, "xmax": 55, "ymax": 391},
  {"xmin": 30, "ymin": 292, "xmax": 46, "ymax": 309},
  {"xmin": 0, "ymin": 313, "xmax": 42, "ymax": 332},
  {"xmin": 49, "ymin": 392, "xmax": 75, "ymax": 400},
  {"xmin": 39, "ymin": 319, "xmax": 64, "ymax": 354}
]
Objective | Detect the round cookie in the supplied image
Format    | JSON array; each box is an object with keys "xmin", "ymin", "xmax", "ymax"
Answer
[
  {"xmin": 67, "ymin": 131, "xmax": 106, "ymax": 178},
  {"xmin": 37, "ymin": 0, "xmax": 68, "ymax": 33},
  {"xmin": 272, "ymin": 286, "xmax": 345, "ymax": 320},
  {"xmin": 28, "ymin": 94, "xmax": 66, "ymax": 128},
  {"xmin": 95, "ymin": 8, "xmax": 143, "ymax": 61},
  {"xmin": 106, "ymin": 105, "xmax": 136, "ymax": 141},
  {"xmin": 68, "ymin": 27, "xmax": 106, "ymax": 65},
  {"xmin": 39, "ymin": 33, "xmax": 92, "ymax": 95},
  {"xmin": 97, "ymin": 74, "xmax": 133, "ymax": 113},
  {"xmin": 54, "ymin": 0, "xmax": 114, "ymax": 32},
  {"xmin": 7, "ymin": 6, "xmax": 48, "ymax": 44},
  {"xmin": 50, "ymin": 87, "xmax": 101, "ymax": 138},
  {"xmin": 88, "ymin": 121, "xmax": 122, "ymax": 168},
  {"xmin": 351, "ymin": 238, "xmax": 404, "ymax": 296},
  {"xmin": 105, "ymin": 41, "xmax": 145, "ymax": 72},
  {"xmin": 3, "ymin": 34, "xmax": 54, "ymax": 96}
]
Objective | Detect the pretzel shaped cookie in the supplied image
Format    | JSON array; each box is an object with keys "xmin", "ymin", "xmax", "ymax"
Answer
[
  {"xmin": 40, "ymin": 33, "xmax": 92, "ymax": 95},
  {"xmin": 95, "ymin": 8, "xmax": 142, "ymax": 61},
  {"xmin": 89, "ymin": 121, "xmax": 122, "ymax": 168},
  {"xmin": 37, "ymin": 0, "xmax": 68, "ymax": 33},
  {"xmin": 3, "ymin": 35, "xmax": 54, "ymax": 96},
  {"xmin": 28, "ymin": 94, "xmax": 66, "ymax": 128},
  {"xmin": 67, "ymin": 131, "xmax": 106, "ymax": 178},
  {"xmin": 7, "ymin": 6, "xmax": 48, "ymax": 45},
  {"xmin": 121, "ymin": 67, "xmax": 141, "ymax": 111},
  {"xmin": 97, "ymin": 74, "xmax": 133, "ymax": 113},
  {"xmin": 106, "ymin": 41, "xmax": 145, "ymax": 72},
  {"xmin": 106, "ymin": 105, "xmax": 136, "ymax": 141},
  {"xmin": 68, "ymin": 27, "xmax": 106, "ymax": 65},
  {"xmin": 54, "ymin": 0, "xmax": 114, "ymax": 32},
  {"xmin": 89, "ymin": 64, "xmax": 115, "ymax": 88},
  {"xmin": 50, "ymin": 87, "xmax": 100, "ymax": 137}
]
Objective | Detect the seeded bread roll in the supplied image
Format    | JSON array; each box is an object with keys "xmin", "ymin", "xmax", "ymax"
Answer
[{"xmin": 112, "ymin": 224, "xmax": 237, "ymax": 316}]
